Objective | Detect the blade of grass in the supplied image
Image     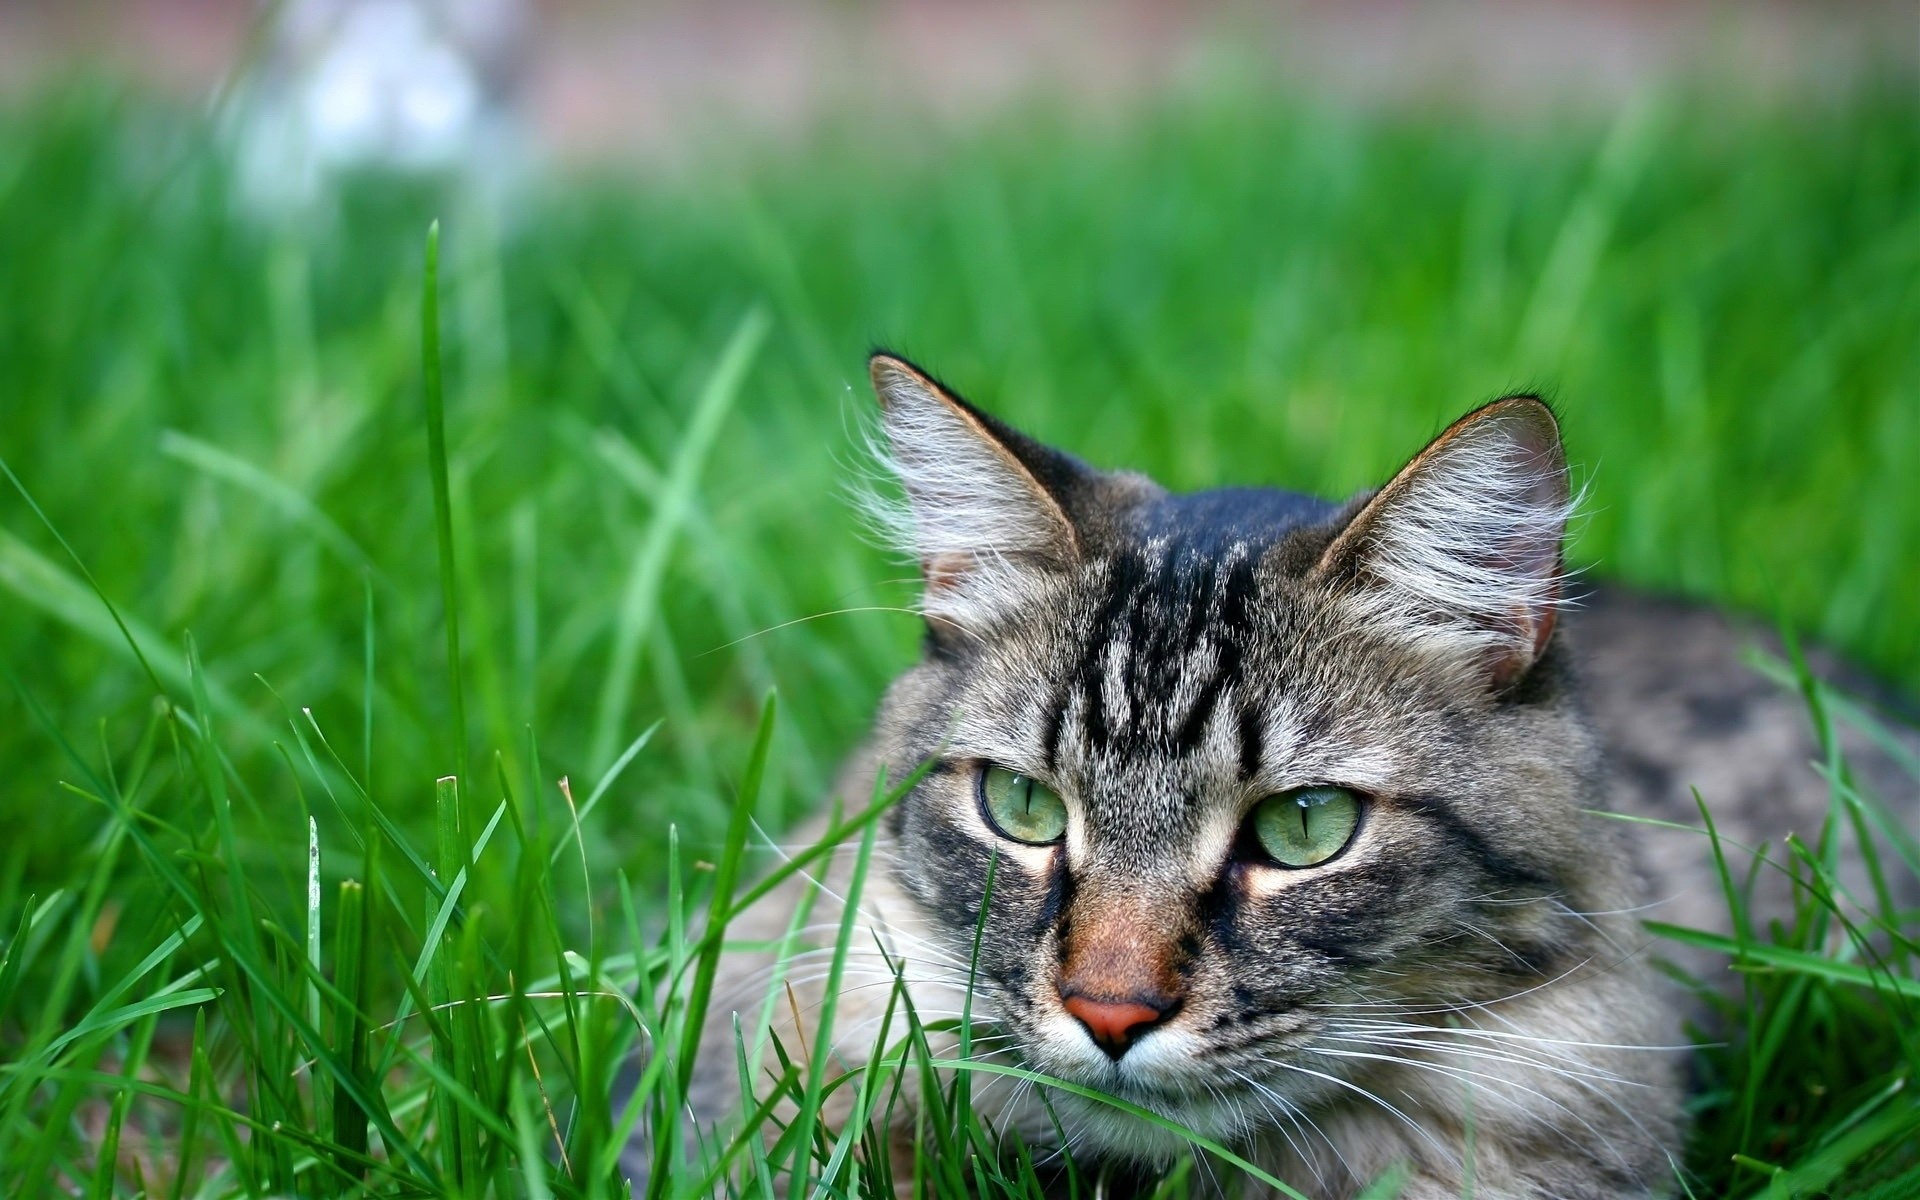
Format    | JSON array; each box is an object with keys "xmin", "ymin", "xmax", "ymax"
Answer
[
  {"xmin": 786, "ymin": 796, "xmax": 878, "ymax": 1192},
  {"xmin": 158, "ymin": 429, "xmax": 377, "ymax": 574},
  {"xmin": 1644, "ymin": 922, "xmax": 1920, "ymax": 1001},
  {"xmin": 587, "ymin": 306, "xmax": 770, "ymax": 772},
  {"xmin": 899, "ymin": 1056, "xmax": 1312, "ymax": 1200},
  {"xmin": 422, "ymin": 219, "xmax": 469, "ymax": 789},
  {"xmin": 550, "ymin": 722, "xmax": 661, "ymax": 868},
  {"xmin": 307, "ymin": 816, "xmax": 322, "ymax": 1035},
  {"xmin": 648, "ymin": 691, "xmax": 777, "ymax": 1198},
  {"xmin": 331, "ymin": 877, "xmax": 370, "ymax": 1182}
]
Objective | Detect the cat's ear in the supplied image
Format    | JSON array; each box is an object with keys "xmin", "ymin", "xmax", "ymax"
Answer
[
  {"xmin": 866, "ymin": 353, "xmax": 1082, "ymax": 634},
  {"xmin": 1313, "ymin": 396, "xmax": 1574, "ymax": 689}
]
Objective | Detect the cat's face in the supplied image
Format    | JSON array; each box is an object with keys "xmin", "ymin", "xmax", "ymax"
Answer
[{"xmin": 860, "ymin": 356, "xmax": 1612, "ymax": 1156}]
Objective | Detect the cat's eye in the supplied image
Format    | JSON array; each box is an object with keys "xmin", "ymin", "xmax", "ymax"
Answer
[
  {"xmin": 977, "ymin": 765, "xmax": 1069, "ymax": 846},
  {"xmin": 1250, "ymin": 786, "xmax": 1362, "ymax": 868}
]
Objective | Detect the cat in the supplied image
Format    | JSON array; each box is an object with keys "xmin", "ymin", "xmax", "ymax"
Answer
[{"xmin": 654, "ymin": 353, "xmax": 1909, "ymax": 1199}]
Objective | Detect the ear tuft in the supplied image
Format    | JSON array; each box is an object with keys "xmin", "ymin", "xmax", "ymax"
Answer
[
  {"xmin": 860, "ymin": 354, "xmax": 1080, "ymax": 633},
  {"xmin": 1315, "ymin": 396, "xmax": 1576, "ymax": 688}
]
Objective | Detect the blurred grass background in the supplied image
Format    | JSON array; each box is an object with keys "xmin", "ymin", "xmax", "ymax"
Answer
[{"xmin": 3, "ymin": 76, "xmax": 1915, "ymax": 901}]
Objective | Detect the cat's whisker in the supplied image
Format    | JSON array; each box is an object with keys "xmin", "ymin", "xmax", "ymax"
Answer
[
  {"xmin": 832, "ymin": 1015, "xmax": 1015, "ymax": 1060},
  {"xmin": 756, "ymin": 974, "xmax": 980, "ymax": 1015},
  {"xmin": 1309, "ymin": 949, "xmax": 1619, "ymax": 1019},
  {"xmin": 1457, "ymin": 887, "xmax": 1556, "ymax": 907},
  {"xmin": 1311, "ymin": 1043, "xmax": 1604, "ymax": 1125},
  {"xmin": 1303, "ymin": 1041, "xmax": 1659, "ymax": 1172},
  {"xmin": 1254, "ymin": 1055, "xmax": 1452, "ymax": 1164},
  {"xmin": 1325, "ymin": 1017, "xmax": 1695, "ymax": 1055},
  {"xmin": 1222, "ymin": 1064, "xmax": 1355, "ymax": 1186},
  {"xmin": 1450, "ymin": 918, "xmax": 1544, "ymax": 973},
  {"xmin": 1533, "ymin": 899, "xmax": 1656, "ymax": 958},
  {"xmin": 1324, "ymin": 1031, "xmax": 1683, "ymax": 1088},
  {"xmin": 705, "ymin": 953, "xmax": 963, "ymax": 1003},
  {"xmin": 1223, "ymin": 1065, "xmax": 1331, "ymax": 1190},
  {"xmin": 1284, "ymin": 1091, "xmax": 1353, "ymax": 1185},
  {"xmin": 723, "ymin": 940, "xmax": 973, "ymax": 980},
  {"xmin": 1553, "ymin": 895, "xmax": 1673, "ymax": 919},
  {"xmin": 724, "ymin": 841, "xmax": 906, "ymax": 860},
  {"xmin": 694, "ymin": 606, "xmax": 927, "ymax": 658},
  {"xmin": 710, "ymin": 977, "xmax": 978, "ymax": 1028},
  {"xmin": 721, "ymin": 923, "xmax": 976, "ymax": 975},
  {"xmin": 1187, "ymin": 1106, "xmax": 1226, "ymax": 1196},
  {"xmin": 1318, "ymin": 1026, "xmax": 1643, "ymax": 1089},
  {"xmin": 737, "ymin": 820, "xmax": 943, "ymax": 947}
]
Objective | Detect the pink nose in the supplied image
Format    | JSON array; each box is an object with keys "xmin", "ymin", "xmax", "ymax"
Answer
[{"xmin": 1062, "ymin": 995, "xmax": 1169, "ymax": 1059}]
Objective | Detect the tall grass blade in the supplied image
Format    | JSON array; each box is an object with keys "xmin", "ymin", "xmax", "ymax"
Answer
[
  {"xmin": 588, "ymin": 307, "xmax": 771, "ymax": 772},
  {"xmin": 422, "ymin": 219, "xmax": 469, "ymax": 788}
]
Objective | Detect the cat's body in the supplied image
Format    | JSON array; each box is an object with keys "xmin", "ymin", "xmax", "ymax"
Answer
[{"xmin": 656, "ymin": 357, "xmax": 1907, "ymax": 1199}]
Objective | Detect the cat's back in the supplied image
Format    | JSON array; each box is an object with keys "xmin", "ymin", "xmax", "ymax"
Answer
[{"xmin": 1567, "ymin": 587, "xmax": 1915, "ymax": 937}]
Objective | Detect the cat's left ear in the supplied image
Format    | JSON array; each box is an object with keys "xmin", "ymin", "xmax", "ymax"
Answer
[
  {"xmin": 1313, "ymin": 396, "xmax": 1574, "ymax": 690},
  {"xmin": 867, "ymin": 354, "xmax": 1085, "ymax": 635}
]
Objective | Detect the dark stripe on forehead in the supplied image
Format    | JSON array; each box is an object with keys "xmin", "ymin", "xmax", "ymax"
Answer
[
  {"xmin": 1176, "ymin": 548, "xmax": 1223, "ymax": 649},
  {"xmin": 1173, "ymin": 667, "xmax": 1230, "ymax": 755},
  {"xmin": 1237, "ymin": 705, "xmax": 1265, "ymax": 779},
  {"xmin": 1075, "ymin": 545, "xmax": 1262, "ymax": 757},
  {"xmin": 1072, "ymin": 550, "xmax": 1150, "ymax": 751},
  {"xmin": 1041, "ymin": 680, "xmax": 1068, "ymax": 774},
  {"xmin": 1173, "ymin": 554, "xmax": 1258, "ymax": 755}
]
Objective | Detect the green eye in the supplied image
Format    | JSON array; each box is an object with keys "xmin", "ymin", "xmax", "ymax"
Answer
[
  {"xmin": 1251, "ymin": 787, "xmax": 1362, "ymax": 868},
  {"xmin": 978, "ymin": 765, "xmax": 1069, "ymax": 846}
]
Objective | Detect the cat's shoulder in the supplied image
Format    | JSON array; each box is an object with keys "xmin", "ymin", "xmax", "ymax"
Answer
[{"xmin": 1571, "ymin": 586, "xmax": 1910, "ymax": 813}]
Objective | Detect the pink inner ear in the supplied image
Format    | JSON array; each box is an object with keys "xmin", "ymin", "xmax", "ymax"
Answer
[
  {"xmin": 922, "ymin": 551, "xmax": 976, "ymax": 595},
  {"xmin": 1529, "ymin": 591, "xmax": 1561, "ymax": 661},
  {"xmin": 1486, "ymin": 587, "xmax": 1561, "ymax": 689},
  {"xmin": 1487, "ymin": 421, "xmax": 1568, "ymax": 681},
  {"xmin": 1478, "ymin": 537, "xmax": 1563, "ymax": 687}
]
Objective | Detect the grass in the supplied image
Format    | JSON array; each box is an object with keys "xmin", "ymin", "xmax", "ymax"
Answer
[{"xmin": 0, "ymin": 72, "xmax": 1916, "ymax": 1197}]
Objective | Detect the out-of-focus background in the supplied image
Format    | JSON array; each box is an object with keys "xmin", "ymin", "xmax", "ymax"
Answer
[
  {"xmin": 4, "ymin": 2, "xmax": 1916, "ymax": 149},
  {"xmin": 0, "ymin": 5, "xmax": 1916, "ymax": 1193},
  {"xmin": 3, "ymin": 0, "xmax": 1917, "ymax": 900},
  {"xmin": 7, "ymin": 0, "xmax": 1912, "ymax": 837},
  {"xmin": 3, "ymin": 0, "xmax": 1916, "ymax": 895}
]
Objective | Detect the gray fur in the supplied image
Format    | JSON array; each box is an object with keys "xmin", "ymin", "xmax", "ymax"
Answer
[{"xmin": 663, "ymin": 355, "xmax": 1910, "ymax": 1199}]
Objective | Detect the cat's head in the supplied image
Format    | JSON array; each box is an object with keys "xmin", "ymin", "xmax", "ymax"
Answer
[{"xmin": 858, "ymin": 354, "xmax": 1623, "ymax": 1158}]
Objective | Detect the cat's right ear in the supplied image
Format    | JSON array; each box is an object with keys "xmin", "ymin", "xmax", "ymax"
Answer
[
  {"xmin": 866, "ymin": 354, "xmax": 1082, "ymax": 636},
  {"xmin": 1311, "ymin": 396, "xmax": 1575, "ymax": 690}
]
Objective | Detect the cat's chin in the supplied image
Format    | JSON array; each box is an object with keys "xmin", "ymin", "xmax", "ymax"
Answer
[
  {"xmin": 1037, "ymin": 1082, "xmax": 1272, "ymax": 1167},
  {"xmin": 1006, "ymin": 1035, "xmax": 1314, "ymax": 1162}
]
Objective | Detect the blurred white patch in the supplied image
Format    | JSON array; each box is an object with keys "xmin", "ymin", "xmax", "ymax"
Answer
[{"xmin": 227, "ymin": 0, "xmax": 532, "ymax": 218}]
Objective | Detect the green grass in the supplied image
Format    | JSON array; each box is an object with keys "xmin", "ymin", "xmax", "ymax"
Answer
[{"xmin": 0, "ymin": 74, "xmax": 1916, "ymax": 1197}]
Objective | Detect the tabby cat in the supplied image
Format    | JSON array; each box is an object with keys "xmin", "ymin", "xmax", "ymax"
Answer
[{"xmin": 664, "ymin": 354, "xmax": 1897, "ymax": 1198}]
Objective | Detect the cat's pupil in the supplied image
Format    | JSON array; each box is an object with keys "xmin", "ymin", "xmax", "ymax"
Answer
[{"xmin": 979, "ymin": 765, "xmax": 1069, "ymax": 845}]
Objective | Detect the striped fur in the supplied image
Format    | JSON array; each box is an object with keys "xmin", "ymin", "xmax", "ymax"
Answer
[{"xmin": 684, "ymin": 356, "xmax": 1698, "ymax": 1199}]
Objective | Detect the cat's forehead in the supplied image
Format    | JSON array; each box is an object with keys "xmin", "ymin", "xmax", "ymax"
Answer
[
  {"xmin": 1116, "ymin": 485, "xmax": 1341, "ymax": 549},
  {"xmin": 1000, "ymin": 489, "xmax": 1379, "ymax": 830},
  {"xmin": 943, "ymin": 487, "xmax": 1374, "ymax": 834},
  {"xmin": 1040, "ymin": 534, "xmax": 1284, "ymax": 796},
  {"xmin": 1057, "ymin": 484, "xmax": 1344, "ymax": 703}
]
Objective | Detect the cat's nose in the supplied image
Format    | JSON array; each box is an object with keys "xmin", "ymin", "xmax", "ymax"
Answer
[{"xmin": 1062, "ymin": 993, "xmax": 1176, "ymax": 1059}]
